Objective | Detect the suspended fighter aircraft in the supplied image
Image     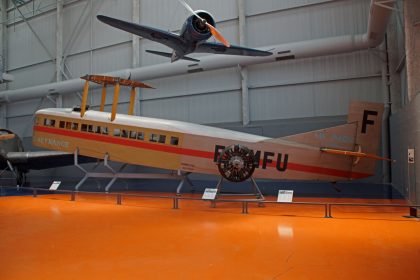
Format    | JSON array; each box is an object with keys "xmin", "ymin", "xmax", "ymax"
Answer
[
  {"xmin": 0, "ymin": 129, "xmax": 93, "ymax": 185},
  {"xmin": 97, "ymin": 0, "xmax": 272, "ymax": 62},
  {"xmin": 31, "ymin": 75, "xmax": 391, "ymax": 194}
]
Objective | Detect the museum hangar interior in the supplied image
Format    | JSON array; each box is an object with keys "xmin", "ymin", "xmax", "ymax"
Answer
[
  {"xmin": 1, "ymin": 0, "xmax": 420, "ymax": 279},
  {"xmin": 1, "ymin": 0, "xmax": 419, "ymax": 201}
]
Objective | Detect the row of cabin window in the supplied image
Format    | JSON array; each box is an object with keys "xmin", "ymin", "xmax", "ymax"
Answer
[{"xmin": 45, "ymin": 118, "xmax": 179, "ymax": 146}]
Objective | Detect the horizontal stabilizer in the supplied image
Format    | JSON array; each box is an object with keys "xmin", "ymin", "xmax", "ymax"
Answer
[
  {"xmin": 145, "ymin": 50, "xmax": 200, "ymax": 62},
  {"xmin": 320, "ymin": 147, "xmax": 394, "ymax": 162}
]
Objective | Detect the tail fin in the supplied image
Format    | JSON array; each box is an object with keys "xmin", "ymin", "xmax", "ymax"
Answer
[
  {"xmin": 279, "ymin": 101, "xmax": 385, "ymax": 178},
  {"xmin": 346, "ymin": 100, "xmax": 384, "ymax": 175},
  {"xmin": 347, "ymin": 101, "xmax": 384, "ymax": 156}
]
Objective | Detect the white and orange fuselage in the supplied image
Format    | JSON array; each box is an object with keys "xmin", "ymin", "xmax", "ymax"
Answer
[{"xmin": 32, "ymin": 101, "xmax": 384, "ymax": 182}]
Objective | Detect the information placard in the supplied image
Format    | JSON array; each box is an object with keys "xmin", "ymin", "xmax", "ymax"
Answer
[
  {"xmin": 49, "ymin": 181, "xmax": 61, "ymax": 191},
  {"xmin": 277, "ymin": 190, "xmax": 294, "ymax": 202},
  {"xmin": 408, "ymin": 149, "xmax": 415, "ymax": 164},
  {"xmin": 202, "ymin": 188, "xmax": 217, "ymax": 200}
]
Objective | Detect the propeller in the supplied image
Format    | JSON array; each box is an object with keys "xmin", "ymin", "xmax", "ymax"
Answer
[{"xmin": 177, "ymin": 0, "xmax": 231, "ymax": 48}]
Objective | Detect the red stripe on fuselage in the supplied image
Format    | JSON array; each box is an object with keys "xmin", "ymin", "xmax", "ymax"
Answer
[{"xmin": 34, "ymin": 125, "xmax": 370, "ymax": 179}]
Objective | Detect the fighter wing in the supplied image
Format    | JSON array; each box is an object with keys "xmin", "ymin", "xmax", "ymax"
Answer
[
  {"xmin": 6, "ymin": 151, "xmax": 95, "ymax": 170},
  {"xmin": 97, "ymin": 15, "xmax": 184, "ymax": 51},
  {"xmin": 195, "ymin": 42, "xmax": 272, "ymax": 57}
]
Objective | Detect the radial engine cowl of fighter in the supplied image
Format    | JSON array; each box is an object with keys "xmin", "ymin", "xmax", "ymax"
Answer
[{"xmin": 183, "ymin": 11, "xmax": 215, "ymax": 41}]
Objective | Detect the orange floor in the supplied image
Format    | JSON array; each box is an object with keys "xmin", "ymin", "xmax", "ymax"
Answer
[{"xmin": 0, "ymin": 193, "xmax": 419, "ymax": 280}]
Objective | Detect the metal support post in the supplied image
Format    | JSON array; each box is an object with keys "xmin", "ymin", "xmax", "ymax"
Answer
[
  {"xmin": 242, "ymin": 201, "xmax": 248, "ymax": 214},
  {"xmin": 132, "ymin": 0, "xmax": 140, "ymax": 116},
  {"xmin": 214, "ymin": 177, "xmax": 224, "ymax": 198},
  {"xmin": 328, "ymin": 204, "xmax": 332, "ymax": 218},
  {"xmin": 214, "ymin": 176, "xmax": 264, "ymax": 201},
  {"xmin": 175, "ymin": 172, "xmax": 193, "ymax": 195},
  {"xmin": 237, "ymin": 0, "xmax": 250, "ymax": 126},
  {"xmin": 0, "ymin": 104, "xmax": 6, "ymax": 129},
  {"xmin": 74, "ymin": 149, "xmax": 89, "ymax": 191},
  {"xmin": 250, "ymin": 177, "xmax": 264, "ymax": 200},
  {"xmin": 71, "ymin": 192, "xmax": 76, "ymax": 201},
  {"xmin": 173, "ymin": 197, "xmax": 179, "ymax": 209},
  {"xmin": 104, "ymin": 154, "xmax": 118, "ymax": 192},
  {"xmin": 6, "ymin": 160, "xmax": 18, "ymax": 186},
  {"xmin": 0, "ymin": 0, "xmax": 7, "ymax": 88},
  {"xmin": 33, "ymin": 189, "xmax": 37, "ymax": 197},
  {"xmin": 116, "ymin": 194, "xmax": 122, "ymax": 205},
  {"xmin": 324, "ymin": 204, "xmax": 330, "ymax": 218},
  {"xmin": 56, "ymin": 0, "xmax": 63, "ymax": 82}
]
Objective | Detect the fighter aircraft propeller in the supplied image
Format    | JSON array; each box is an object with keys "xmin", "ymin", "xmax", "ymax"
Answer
[{"xmin": 177, "ymin": 0, "xmax": 231, "ymax": 47}]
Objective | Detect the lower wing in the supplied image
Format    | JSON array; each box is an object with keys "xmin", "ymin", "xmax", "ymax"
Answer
[
  {"xmin": 195, "ymin": 42, "xmax": 272, "ymax": 57},
  {"xmin": 6, "ymin": 151, "xmax": 95, "ymax": 170}
]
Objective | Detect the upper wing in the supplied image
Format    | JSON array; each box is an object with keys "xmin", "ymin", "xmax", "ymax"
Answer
[
  {"xmin": 97, "ymin": 15, "xmax": 184, "ymax": 51},
  {"xmin": 6, "ymin": 151, "xmax": 95, "ymax": 170},
  {"xmin": 195, "ymin": 42, "xmax": 272, "ymax": 57}
]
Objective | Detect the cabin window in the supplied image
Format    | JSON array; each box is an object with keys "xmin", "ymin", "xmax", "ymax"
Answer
[
  {"xmin": 137, "ymin": 132, "xmax": 144, "ymax": 140},
  {"xmin": 81, "ymin": 124, "xmax": 88, "ymax": 132},
  {"xmin": 44, "ymin": 118, "xmax": 56, "ymax": 127},
  {"xmin": 65, "ymin": 122, "xmax": 72, "ymax": 129},
  {"xmin": 88, "ymin": 125, "xmax": 94, "ymax": 133},
  {"xmin": 149, "ymin": 133, "xmax": 159, "ymax": 143},
  {"xmin": 158, "ymin": 135, "xmax": 166, "ymax": 144},
  {"xmin": 95, "ymin": 126, "xmax": 101, "ymax": 134},
  {"xmin": 59, "ymin": 121, "xmax": 65, "ymax": 128},
  {"xmin": 170, "ymin": 137, "xmax": 179, "ymax": 146},
  {"xmin": 72, "ymin": 123, "xmax": 79, "ymax": 131},
  {"xmin": 101, "ymin": 127, "xmax": 108, "ymax": 135},
  {"xmin": 121, "ymin": 130, "xmax": 129, "ymax": 138},
  {"xmin": 129, "ymin": 131, "xmax": 137, "ymax": 139},
  {"xmin": 113, "ymin": 128, "xmax": 121, "ymax": 137},
  {"xmin": 34, "ymin": 117, "xmax": 40, "ymax": 126}
]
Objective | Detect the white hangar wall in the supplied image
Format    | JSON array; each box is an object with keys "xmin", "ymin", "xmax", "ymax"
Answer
[
  {"xmin": 3, "ymin": 0, "xmax": 384, "ymax": 130},
  {"xmin": 0, "ymin": 0, "xmax": 393, "ymax": 188}
]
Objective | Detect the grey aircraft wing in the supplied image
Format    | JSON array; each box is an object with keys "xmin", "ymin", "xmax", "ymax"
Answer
[
  {"xmin": 97, "ymin": 15, "xmax": 184, "ymax": 51},
  {"xmin": 195, "ymin": 42, "xmax": 273, "ymax": 57},
  {"xmin": 5, "ymin": 151, "xmax": 95, "ymax": 171}
]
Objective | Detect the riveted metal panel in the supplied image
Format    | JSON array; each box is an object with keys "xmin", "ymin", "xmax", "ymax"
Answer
[
  {"xmin": 249, "ymin": 77, "xmax": 383, "ymax": 121},
  {"xmin": 8, "ymin": 62, "xmax": 55, "ymax": 90},
  {"xmin": 142, "ymin": 67, "xmax": 240, "ymax": 101},
  {"xmin": 141, "ymin": 90, "xmax": 241, "ymax": 124},
  {"xmin": 247, "ymin": 0, "xmax": 369, "ymax": 47},
  {"xmin": 92, "ymin": 42, "xmax": 132, "ymax": 73},
  {"xmin": 7, "ymin": 12, "xmax": 56, "ymax": 70},
  {"xmin": 93, "ymin": 0, "xmax": 131, "ymax": 49}
]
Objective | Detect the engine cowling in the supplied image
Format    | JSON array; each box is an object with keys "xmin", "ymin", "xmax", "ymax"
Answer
[
  {"xmin": 181, "ymin": 10, "xmax": 215, "ymax": 42},
  {"xmin": 217, "ymin": 144, "xmax": 257, "ymax": 182}
]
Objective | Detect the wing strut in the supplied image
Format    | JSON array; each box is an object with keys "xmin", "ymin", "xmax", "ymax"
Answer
[{"xmin": 80, "ymin": 75, "xmax": 154, "ymax": 121}]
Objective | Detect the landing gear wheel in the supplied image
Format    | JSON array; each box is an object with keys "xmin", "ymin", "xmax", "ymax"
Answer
[{"xmin": 217, "ymin": 144, "xmax": 256, "ymax": 182}]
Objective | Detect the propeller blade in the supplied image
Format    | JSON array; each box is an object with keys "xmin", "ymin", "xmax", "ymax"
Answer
[
  {"xmin": 178, "ymin": 0, "xmax": 203, "ymax": 20},
  {"xmin": 206, "ymin": 23, "xmax": 231, "ymax": 47},
  {"xmin": 178, "ymin": 0, "xmax": 230, "ymax": 47}
]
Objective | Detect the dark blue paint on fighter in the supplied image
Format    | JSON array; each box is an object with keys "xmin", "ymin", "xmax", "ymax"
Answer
[{"xmin": 97, "ymin": 3, "xmax": 272, "ymax": 63}]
